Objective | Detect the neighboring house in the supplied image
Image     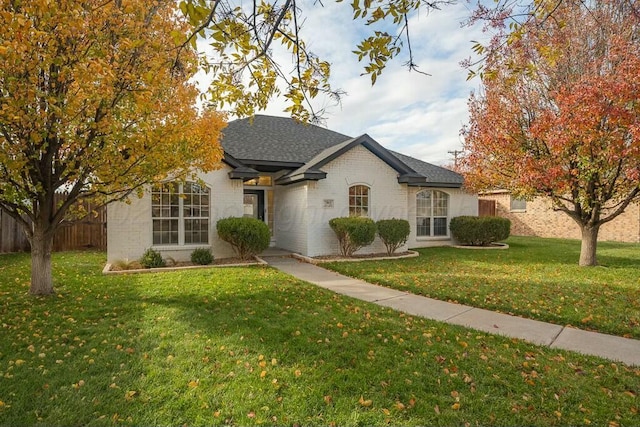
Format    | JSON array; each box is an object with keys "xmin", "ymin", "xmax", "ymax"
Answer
[
  {"xmin": 107, "ymin": 115, "xmax": 478, "ymax": 262},
  {"xmin": 480, "ymin": 191, "xmax": 640, "ymax": 243}
]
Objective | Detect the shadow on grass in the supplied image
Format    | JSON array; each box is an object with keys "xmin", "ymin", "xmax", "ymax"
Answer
[{"xmin": 2, "ymin": 253, "xmax": 639, "ymax": 426}]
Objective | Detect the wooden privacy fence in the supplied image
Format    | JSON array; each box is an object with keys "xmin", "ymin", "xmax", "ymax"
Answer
[
  {"xmin": 478, "ymin": 199, "xmax": 497, "ymax": 217},
  {"xmin": 0, "ymin": 194, "xmax": 107, "ymax": 253},
  {"xmin": 0, "ymin": 209, "xmax": 30, "ymax": 252}
]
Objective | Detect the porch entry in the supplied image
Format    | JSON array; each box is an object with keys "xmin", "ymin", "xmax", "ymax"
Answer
[
  {"xmin": 243, "ymin": 190, "xmax": 265, "ymax": 221},
  {"xmin": 243, "ymin": 189, "xmax": 275, "ymax": 240}
]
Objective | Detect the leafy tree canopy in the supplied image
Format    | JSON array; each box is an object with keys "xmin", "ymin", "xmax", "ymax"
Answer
[
  {"xmin": 460, "ymin": 0, "xmax": 640, "ymax": 266},
  {"xmin": 178, "ymin": 0, "xmax": 455, "ymax": 123},
  {"xmin": 0, "ymin": 0, "xmax": 225, "ymax": 294}
]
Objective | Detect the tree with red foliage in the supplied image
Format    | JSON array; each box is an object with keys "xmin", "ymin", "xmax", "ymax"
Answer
[{"xmin": 461, "ymin": 0, "xmax": 640, "ymax": 266}]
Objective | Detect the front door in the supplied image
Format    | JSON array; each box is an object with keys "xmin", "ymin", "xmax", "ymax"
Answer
[{"xmin": 243, "ymin": 190, "xmax": 265, "ymax": 222}]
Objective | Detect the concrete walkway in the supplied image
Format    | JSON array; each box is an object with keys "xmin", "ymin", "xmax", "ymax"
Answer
[{"xmin": 261, "ymin": 254, "xmax": 640, "ymax": 367}]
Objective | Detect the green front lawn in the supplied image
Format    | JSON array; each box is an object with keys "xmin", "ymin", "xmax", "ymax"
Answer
[
  {"xmin": 0, "ymin": 250, "xmax": 638, "ymax": 426},
  {"xmin": 325, "ymin": 236, "xmax": 640, "ymax": 339}
]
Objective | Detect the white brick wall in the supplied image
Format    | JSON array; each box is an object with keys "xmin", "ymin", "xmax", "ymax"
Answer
[
  {"xmin": 107, "ymin": 148, "xmax": 479, "ymax": 262},
  {"xmin": 274, "ymin": 182, "xmax": 308, "ymax": 254},
  {"xmin": 107, "ymin": 191, "xmax": 153, "ymax": 263},
  {"xmin": 107, "ymin": 165, "xmax": 242, "ymax": 263},
  {"xmin": 305, "ymin": 145, "xmax": 409, "ymax": 257}
]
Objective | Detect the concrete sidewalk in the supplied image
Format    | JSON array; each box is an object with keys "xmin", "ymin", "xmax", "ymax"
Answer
[{"xmin": 262, "ymin": 255, "xmax": 640, "ymax": 367}]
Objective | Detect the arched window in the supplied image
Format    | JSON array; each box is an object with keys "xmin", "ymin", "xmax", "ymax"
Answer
[
  {"xmin": 152, "ymin": 182, "xmax": 210, "ymax": 245},
  {"xmin": 416, "ymin": 190, "xmax": 449, "ymax": 237},
  {"xmin": 349, "ymin": 185, "xmax": 370, "ymax": 217}
]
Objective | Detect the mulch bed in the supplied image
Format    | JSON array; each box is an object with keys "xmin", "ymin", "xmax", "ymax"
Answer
[
  {"xmin": 312, "ymin": 251, "xmax": 412, "ymax": 261},
  {"xmin": 108, "ymin": 257, "xmax": 256, "ymax": 272}
]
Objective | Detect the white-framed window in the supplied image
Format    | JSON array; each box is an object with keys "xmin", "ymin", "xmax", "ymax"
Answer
[
  {"xmin": 510, "ymin": 196, "xmax": 527, "ymax": 212},
  {"xmin": 151, "ymin": 182, "xmax": 210, "ymax": 245},
  {"xmin": 416, "ymin": 190, "xmax": 449, "ymax": 237},
  {"xmin": 349, "ymin": 185, "xmax": 370, "ymax": 217}
]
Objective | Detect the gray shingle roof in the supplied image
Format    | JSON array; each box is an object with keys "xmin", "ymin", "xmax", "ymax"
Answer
[
  {"xmin": 389, "ymin": 150, "xmax": 464, "ymax": 186},
  {"xmin": 221, "ymin": 115, "xmax": 463, "ymax": 187},
  {"xmin": 221, "ymin": 115, "xmax": 352, "ymax": 164}
]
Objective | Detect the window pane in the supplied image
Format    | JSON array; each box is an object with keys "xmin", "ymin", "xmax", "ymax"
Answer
[
  {"xmin": 153, "ymin": 219, "xmax": 178, "ymax": 245},
  {"xmin": 153, "ymin": 183, "xmax": 179, "ymax": 220},
  {"xmin": 153, "ymin": 181, "xmax": 209, "ymax": 245},
  {"xmin": 244, "ymin": 176, "xmax": 273, "ymax": 186},
  {"xmin": 349, "ymin": 185, "xmax": 370, "ymax": 217},
  {"xmin": 416, "ymin": 217, "xmax": 430, "ymax": 237},
  {"xmin": 183, "ymin": 182, "xmax": 210, "ymax": 244},
  {"xmin": 433, "ymin": 217, "xmax": 448, "ymax": 236},
  {"xmin": 416, "ymin": 191, "xmax": 431, "ymax": 217},
  {"xmin": 185, "ymin": 219, "xmax": 209, "ymax": 244},
  {"xmin": 510, "ymin": 197, "xmax": 527, "ymax": 211},
  {"xmin": 416, "ymin": 190, "xmax": 448, "ymax": 237}
]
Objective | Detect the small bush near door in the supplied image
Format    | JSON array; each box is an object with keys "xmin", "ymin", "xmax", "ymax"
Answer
[
  {"xmin": 449, "ymin": 216, "xmax": 511, "ymax": 246},
  {"xmin": 216, "ymin": 217, "xmax": 270, "ymax": 260},
  {"xmin": 376, "ymin": 218, "xmax": 410, "ymax": 255},
  {"xmin": 329, "ymin": 217, "xmax": 376, "ymax": 257}
]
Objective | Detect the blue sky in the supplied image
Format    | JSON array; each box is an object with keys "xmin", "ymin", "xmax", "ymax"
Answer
[{"xmin": 199, "ymin": 0, "xmax": 488, "ymax": 166}]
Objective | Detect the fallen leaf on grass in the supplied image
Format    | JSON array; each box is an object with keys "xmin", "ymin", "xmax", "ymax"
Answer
[{"xmin": 358, "ymin": 396, "xmax": 372, "ymax": 407}]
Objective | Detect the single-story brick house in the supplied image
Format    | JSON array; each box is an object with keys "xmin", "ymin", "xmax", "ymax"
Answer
[
  {"xmin": 480, "ymin": 190, "xmax": 640, "ymax": 243},
  {"xmin": 107, "ymin": 115, "xmax": 478, "ymax": 262}
]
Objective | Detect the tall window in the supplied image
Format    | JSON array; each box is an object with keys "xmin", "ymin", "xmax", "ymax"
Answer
[
  {"xmin": 152, "ymin": 182, "xmax": 210, "ymax": 245},
  {"xmin": 349, "ymin": 185, "xmax": 370, "ymax": 217},
  {"xmin": 416, "ymin": 190, "xmax": 449, "ymax": 237}
]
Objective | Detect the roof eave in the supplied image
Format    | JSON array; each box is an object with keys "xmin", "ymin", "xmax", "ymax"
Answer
[
  {"xmin": 275, "ymin": 170, "xmax": 327, "ymax": 185},
  {"xmin": 398, "ymin": 174, "xmax": 463, "ymax": 188},
  {"xmin": 228, "ymin": 167, "xmax": 260, "ymax": 180}
]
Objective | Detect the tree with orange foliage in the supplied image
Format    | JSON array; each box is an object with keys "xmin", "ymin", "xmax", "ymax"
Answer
[
  {"xmin": 0, "ymin": 0, "xmax": 226, "ymax": 294},
  {"xmin": 461, "ymin": 0, "xmax": 640, "ymax": 266}
]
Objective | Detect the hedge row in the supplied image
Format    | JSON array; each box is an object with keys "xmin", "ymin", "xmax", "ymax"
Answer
[
  {"xmin": 329, "ymin": 217, "xmax": 410, "ymax": 256},
  {"xmin": 449, "ymin": 216, "xmax": 511, "ymax": 246},
  {"xmin": 140, "ymin": 215, "xmax": 511, "ymax": 266}
]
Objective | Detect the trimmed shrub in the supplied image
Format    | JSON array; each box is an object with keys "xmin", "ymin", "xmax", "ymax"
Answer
[
  {"xmin": 140, "ymin": 248, "xmax": 165, "ymax": 268},
  {"xmin": 449, "ymin": 216, "xmax": 511, "ymax": 246},
  {"xmin": 376, "ymin": 218, "xmax": 410, "ymax": 255},
  {"xmin": 191, "ymin": 247, "xmax": 214, "ymax": 265},
  {"xmin": 216, "ymin": 217, "xmax": 270, "ymax": 260},
  {"xmin": 329, "ymin": 217, "xmax": 377, "ymax": 257}
]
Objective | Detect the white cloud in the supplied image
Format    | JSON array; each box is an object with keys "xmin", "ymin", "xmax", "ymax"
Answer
[{"xmin": 201, "ymin": 0, "xmax": 488, "ymax": 165}]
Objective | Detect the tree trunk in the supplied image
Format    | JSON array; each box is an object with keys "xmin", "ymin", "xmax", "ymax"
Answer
[
  {"xmin": 29, "ymin": 225, "xmax": 55, "ymax": 295},
  {"xmin": 579, "ymin": 224, "xmax": 600, "ymax": 267}
]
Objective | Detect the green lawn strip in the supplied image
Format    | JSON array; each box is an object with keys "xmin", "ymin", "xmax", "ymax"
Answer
[
  {"xmin": 324, "ymin": 236, "xmax": 640, "ymax": 339},
  {"xmin": 0, "ymin": 251, "xmax": 638, "ymax": 426}
]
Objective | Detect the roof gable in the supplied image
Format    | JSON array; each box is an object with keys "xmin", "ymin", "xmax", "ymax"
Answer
[
  {"xmin": 221, "ymin": 115, "xmax": 463, "ymax": 188},
  {"xmin": 275, "ymin": 134, "xmax": 415, "ymax": 185}
]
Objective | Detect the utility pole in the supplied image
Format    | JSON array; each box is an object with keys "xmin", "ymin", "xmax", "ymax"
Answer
[{"xmin": 448, "ymin": 149, "xmax": 463, "ymax": 169}]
